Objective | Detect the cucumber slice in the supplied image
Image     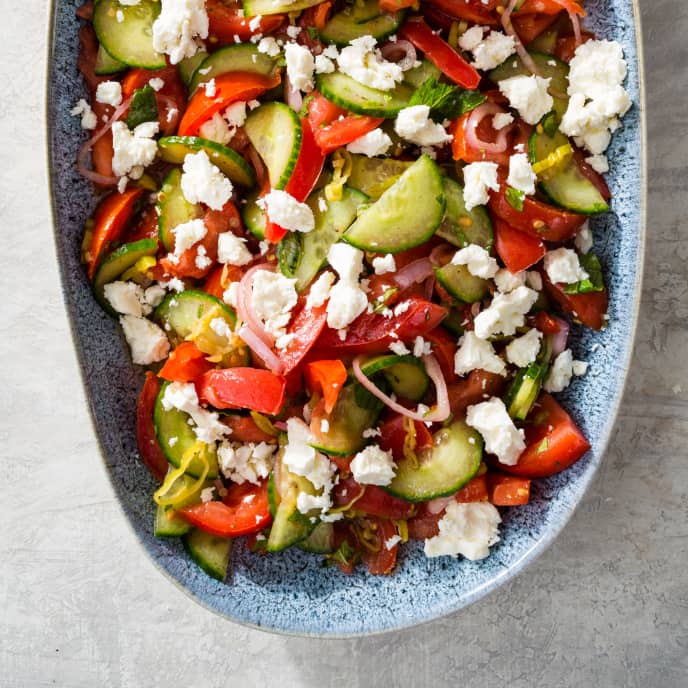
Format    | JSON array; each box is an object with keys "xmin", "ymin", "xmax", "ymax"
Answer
[
  {"xmin": 178, "ymin": 51, "xmax": 208, "ymax": 88},
  {"xmin": 441, "ymin": 308, "xmax": 467, "ymax": 337},
  {"xmin": 157, "ymin": 136, "xmax": 256, "ymax": 187},
  {"xmin": 241, "ymin": 192, "xmax": 266, "ymax": 240},
  {"xmin": 347, "ymin": 156, "xmax": 413, "ymax": 201},
  {"xmin": 435, "ymin": 178, "xmax": 494, "ymax": 250},
  {"xmin": 188, "ymin": 44, "xmax": 277, "ymax": 94},
  {"xmin": 316, "ymin": 72, "xmax": 413, "ymax": 118},
  {"xmin": 435, "ymin": 263, "xmax": 488, "ymax": 304},
  {"xmin": 153, "ymin": 290, "xmax": 237, "ymax": 345},
  {"xmin": 386, "ymin": 420, "xmax": 483, "ymax": 502},
  {"xmin": 93, "ymin": 0, "xmax": 165, "ymax": 70},
  {"xmin": 244, "ymin": 103, "xmax": 302, "ymax": 190},
  {"xmin": 183, "ymin": 529, "xmax": 231, "ymax": 581},
  {"xmin": 93, "ymin": 238, "xmax": 158, "ymax": 313},
  {"xmin": 277, "ymin": 187, "xmax": 366, "ymax": 290},
  {"xmin": 153, "ymin": 382, "xmax": 220, "ymax": 479},
  {"xmin": 297, "ymin": 522, "xmax": 335, "ymax": 553},
  {"xmin": 94, "ymin": 44, "xmax": 127, "ymax": 76},
  {"xmin": 266, "ymin": 452, "xmax": 318, "ymax": 552},
  {"xmin": 489, "ymin": 52, "xmax": 569, "ymax": 121},
  {"xmin": 529, "ymin": 129, "xmax": 609, "ymax": 214},
  {"xmin": 343, "ymin": 155, "xmax": 445, "ymax": 253},
  {"xmin": 359, "ymin": 355, "xmax": 429, "ymax": 402},
  {"xmin": 319, "ymin": 3, "xmax": 404, "ymax": 45},
  {"xmin": 403, "ymin": 60, "xmax": 442, "ymax": 89},
  {"xmin": 243, "ymin": 0, "xmax": 322, "ymax": 15},
  {"xmin": 310, "ymin": 383, "xmax": 383, "ymax": 457},
  {"xmin": 157, "ymin": 168, "xmax": 203, "ymax": 251},
  {"xmin": 504, "ymin": 337, "xmax": 552, "ymax": 420},
  {"xmin": 155, "ymin": 505, "xmax": 192, "ymax": 537}
]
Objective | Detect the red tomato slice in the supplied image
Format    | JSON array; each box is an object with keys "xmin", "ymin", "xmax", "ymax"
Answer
[
  {"xmin": 456, "ymin": 473, "xmax": 489, "ymax": 503},
  {"xmin": 360, "ymin": 517, "xmax": 398, "ymax": 575},
  {"xmin": 487, "ymin": 473, "xmax": 531, "ymax": 505},
  {"xmin": 543, "ymin": 273, "xmax": 609, "ymax": 330},
  {"xmin": 206, "ymin": 0, "xmax": 284, "ymax": 43},
  {"xmin": 159, "ymin": 342, "xmax": 213, "ymax": 383},
  {"xmin": 378, "ymin": 414, "xmax": 433, "ymax": 464},
  {"xmin": 380, "ymin": 0, "xmax": 416, "ymax": 11},
  {"xmin": 498, "ymin": 393, "xmax": 590, "ymax": 478},
  {"xmin": 512, "ymin": 12, "xmax": 559, "ymax": 45},
  {"xmin": 136, "ymin": 372, "xmax": 169, "ymax": 482},
  {"xmin": 313, "ymin": 297, "xmax": 447, "ymax": 356},
  {"xmin": 447, "ymin": 369, "xmax": 506, "ymax": 417},
  {"xmin": 531, "ymin": 310, "xmax": 561, "ymax": 335},
  {"xmin": 197, "ymin": 368, "xmax": 287, "ymax": 415},
  {"xmin": 301, "ymin": 1, "xmax": 333, "ymax": 31},
  {"xmin": 423, "ymin": 327, "xmax": 458, "ymax": 384},
  {"xmin": 123, "ymin": 205, "xmax": 159, "ymax": 243},
  {"xmin": 516, "ymin": 0, "xmax": 585, "ymax": 16},
  {"xmin": 555, "ymin": 31, "xmax": 594, "ymax": 62},
  {"xmin": 220, "ymin": 415, "xmax": 276, "ymax": 444},
  {"xmin": 279, "ymin": 302, "xmax": 329, "ymax": 375},
  {"xmin": 399, "ymin": 18, "xmax": 481, "ymax": 89},
  {"xmin": 87, "ymin": 188, "xmax": 145, "ymax": 280},
  {"xmin": 426, "ymin": 0, "xmax": 499, "ymax": 25},
  {"xmin": 333, "ymin": 477, "xmax": 415, "ymax": 520},
  {"xmin": 488, "ymin": 177, "xmax": 586, "ymax": 242},
  {"xmin": 305, "ymin": 360, "xmax": 347, "ymax": 414},
  {"xmin": 493, "ymin": 216, "xmax": 547, "ymax": 272},
  {"xmin": 180, "ymin": 480, "xmax": 272, "ymax": 537},
  {"xmin": 178, "ymin": 71, "xmax": 281, "ymax": 137}
]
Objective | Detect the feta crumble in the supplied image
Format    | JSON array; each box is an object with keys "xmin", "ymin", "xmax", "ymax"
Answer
[
  {"xmin": 544, "ymin": 349, "xmax": 574, "ymax": 393},
  {"xmin": 451, "ymin": 243, "xmax": 499, "ymax": 279},
  {"xmin": 260, "ymin": 190, "xmax": 315, "ymax": 233},
  {"xmin": 507, "ymin": 153, "xmax": 536, "ymax": 196},
  {"xmin": 104, "ymin": 281, "xmax": 150, "ymax": 318},
  {"xmin": 466, "ymin": 397, "xmax": 525, "ymax": 466},
  {"xmin": 325, "ymin": 244, "xmax": 369, "ymax": 330},
  {"xmin": 468, "ymin": 31, "xmax": 516, "ymax": 71},
  {"xmin": 394, "ymin": 105, "xmax": 453, "ymax": 147},
  {"xmin": 372, "ymin": 253, "xmax": 396, "ymax": 275},
  {"xmin": 250, "ymin": 270, "xmax": 298, "ymax": 341},
  {"xmin": 454, "ymin": 331, "xmax": 507, "ymax": 377},
  {"xmin": 95, "ymin": 80, "xmax": 123, "ymax": 107},
  {"xmin": 505, "ymin": 328, "xmax": 542, "ymax": 368},
  {"xmin": 494, "ymin": 268, "xmax": 526, "ymax": 294},
  {"xmin": 346, "ymin": 128, "xmax": 393, "ymax": 157},
  {"xmin": 306, "ymin": 271, "xmax": 336, "ymax": 309},
  {"xmin": 284, "ymin": 42, "xmax": 315, "ymax": 92},
  {"xmin": 544, "ymin": 247, "xmax": 588, "ymax": 284},
  {"xmin": 181, "ymin": 151, "xmax": 233, "ymax": 211},
  {"xmin": 337, "ymin": 35, "xmax": 404, "ymax": 91},
  {"xmin": 70, "ymin": 99, "xmax": 97, "ymax": 130},
  {"xmin": 473, "ymin": 285, "xmax": 539, "ymax": 339},
  {"xmin": 152, "ymin": 0, "xmax": 209, "ymax": 65},
  {"xmin": 111, "ymin": 120, "xmax": 159, "ymax": 180},
  {"xmin": 218, "ymin": 440, "xmax": 276, "ymax": 485},
  {"xmin": 162, "ymin": 381, "xmax": 230, "ymax": 444},
  {"xmin": 217, "ymin": 231, "xmax": 252, "ymax": 266},
  {"xmin": 350, "ymin": 445, "xmax": 396, "ymax": 486},
  {"xmin": 493, "ymin": 112, "xmax": 514, "ymax": 130},
  {"xmin": 170, "ymin": 218, "xmax": 207, "ymax": 262},
  {"xmin": 462, "ymin": 161, "xmax": 500, "ymax": 210},
  {"xmin": 498, "ymin": 75, "xmax": 553, "ymax": 125},
  {"xmin": 120, "ymin": 315, "xmax": 170, "ymax": 365}
]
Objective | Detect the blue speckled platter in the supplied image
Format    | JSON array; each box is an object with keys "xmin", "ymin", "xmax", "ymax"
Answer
[{"xmin": 47, "ymin": 0, "xmax": 645, "ymax": 636}]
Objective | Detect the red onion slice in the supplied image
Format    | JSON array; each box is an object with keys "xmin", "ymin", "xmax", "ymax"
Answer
[
  {"xmin": 569, "ymin": 10, "xmax": 582, "ymax": 48},
  {"xmin": 550, "ymin": 317, "xmax": 570, "ymax": 356},
  {"xmin": 393, "ymin": 258, "xmax": 434, "ymax": 291},
  {"xmin": 284, "ymin": 73, "xmax": 304, "ymax": 113},
  {"xmin": 235, "ymin": 262, "xmax": 276, "ymax": 347},
  {"xmin": 465, "ymin": 102, "xmax": 512, "ymax": 154},
  {"xmin": 502, "ymin": 0, "xmax": 541, "ymax": 77},
  {"xmin": 352, "ymin": 354, "xmax": 450, "ymax": 423},
  {"xmin": 380, "ymin": 39, "xmax": 417, "ymax": 71},
  {"xmin": 245, "ymin": 143, "xmax": 268, "ymax": 189},
  {"xmin": 429, "ymin": 244, "xmax": 456, "ymax": 267},
  {"xmin": 426, "ymin": 496, "xmax": 454, "ymax": 515},
  {"xmin": 237, "ymin": 324, "xmax": 284, "ymax": 374}
]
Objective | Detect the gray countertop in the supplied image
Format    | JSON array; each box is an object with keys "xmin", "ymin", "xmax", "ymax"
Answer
[{"xmin": 1, "ymin": 1, "xmax": 687, "ymax": 686}]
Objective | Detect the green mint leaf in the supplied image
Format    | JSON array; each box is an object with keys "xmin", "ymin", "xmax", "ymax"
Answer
[
  {"xmin": 563, "ymin": 252, "xmax": 605, "ymax": 294},
  {"xmin": 505, "ymin": 187, "xmax": 525, "ymax": 211},
  {"xmin": 125, "ymin": 85, "xmax": 158, "ymax": 130}
]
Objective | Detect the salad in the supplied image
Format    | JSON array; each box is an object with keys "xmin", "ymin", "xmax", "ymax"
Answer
[{"xmin": 72, "ymin": 0, "xmax": 630, "ymax": 580}]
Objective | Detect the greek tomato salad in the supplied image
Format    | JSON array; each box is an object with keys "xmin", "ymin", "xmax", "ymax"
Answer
[{"xmin": 73, "ymin": 0, "xmax": 630, "ymax": 580}]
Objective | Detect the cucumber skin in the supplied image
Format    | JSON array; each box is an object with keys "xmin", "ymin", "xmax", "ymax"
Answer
[
  {"xmin": 319, "ymin": 7, "xmax": 405, "ymax": 46},
  {"xmin": 183, "ymin": 529, "xmax": 231, "ymax": 582},
  {"xmin": 243, "ymin": 0, "xmax": 322, "ymax": 15}
]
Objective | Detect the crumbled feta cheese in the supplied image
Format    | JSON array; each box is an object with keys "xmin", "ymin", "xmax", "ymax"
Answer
[
  {"xmin": 466, "ymin": 396, "xmax": 525, "ymax": 465},
  {"xmin": 170, "ymin": 218, "xmax": 206, "ymax": 261},
  {"xmin": 200, "ymin": 487, "xmax": 215, "ymax": 502},
  {"xmin": 394, "ymin": 300, "xmax": 411, "ymax": 316},
  {"xmin": 385, "ymin": 534, "xmax": 401, "ymax": 550},
  {"xmin": 120, "ymin": 315, "xmax": 170, "ymax": 365},
  {"xmin": 337, "ymin": 35, "xmax": 404, "ymax": 91},
  {"xmin": 144, "ymin": 284, "xmax": 166, "ymax": 308},
  {"xmin": 218, "ymin": 440, "xmax": 276, "ymax": 484},
  {"xmin": 499, "ymin": 75, "xmax": 553, "ymax": 125},
  {"xmin": 507, "ymin": 153, "xmax": 536, "ymax": 195},
  {"xmin": 224, "ymin": 101, "xmax": 247, "ymax": 128},
  {"xmin": 424, "ymin": 502, "xmax": 501, "ymax": 560},
  {"xmin": 181, "ymin": 150, "xmax": 233, "ymax": 210},
  {"xmin": 468, "ymin": 31, "xmax": 516, "ymax": 71},
  {"xmin": 372, "ymin": 254, "xmax": 396, "ymax": 275},
  {"xmin": 306, "ymin": 271, "xmax": 336, "ymax": 308},
  {"xmin": 389, "ymin": 340, "xmax": 410, "ymax": 356},
  {"xmin": 362, "ymin": 427, "xmax": 382, "ymax": 439},
  {"xmin": 95, "ymin": 80, "xmax": 122, "ymax": 107},
  {"xmin": 525, "ymin": 271, "xmax": 543, "ymax": 291},
  {"xmin": 346, "ymin": 128, "xmax": 393, "ymax": 157},
  {"xmin": 544, "ymin": 349, "xmax": 574, "ymax": 393},
  {"xmin": 152, "ymin": 0, "xmax": 209, "ymax": 64},
  {"xmin": 223, "ymin": 282, "xmax": 239, "ymax": 308},
  {"xmin": 559, "ymin": 40, "xmax": 631, "ymax": 157},
  {"xmin": 458, "ymin": 25, "xmax": 486, "ymax": 52},
  {"xmin": 285, "ymin": 42, "xmax": 315, "ymax": 92},
  {"xmin": 462, "ymin": 161, "xmax": 500, "ymax": 210},
  {"xmin": 505, "ymin": 328, "xmax": 542, "ymax": 368},
  {"xmin": 250, "ymin": 14, "xmax": 264, "ymax": 32},
  {"xmin": 203, "ymin": 78, "xmax": 216, "ymax": 97},
  {"xmin": 199, "ymin": 112, "xmax": 232, "ymax": 145},
  {"xmin": 70, "ymin": 99, "xmax": 98, "ymax": 130},
  {"xmin": 251, "ymin": 270, "xmax": 298, "ymax": 341},
  {"xmin": 286, "ymin": 24, "xmax": 301, "ymax": 38},
  {"xmin": 325, "ymin": 244, "xmax": 368, "ymax": 330},
  {"xmin": 322, "ymin": 44, "xmax": 339, "ymax": 60},
  {"xmin": 111, "ymin": 121, "xmax": 159, "ymax": 179},
  {"xmin": 195, "ymin": 245, "xmax": 211, "ymax": 270},
  {"xmin": 217, "ymin": 231, "xmax": 252, "ymax": 266},
  {"xmin": 314, "ymin": 54, "xmax": 335, "ymax": 74},
  {"xmin": 209, "ymin": 316, "xmax": 232, "ymax": 339},
  {"xmin": 104, "ymin": 281, "xmax": 149, "ymax": 317},
  {"xmin": 454, "ymin": 331, "xmax": 506, "ymax": 377},
  {"xmin": 257, "ymin": 36, "xmax": 280, "ymax": 57},
  {"xmin": 573, "ymin": 360, "xmax": 588, "ymax": 377},
  {"xmin": 394, "ymin": 105, "xmax": 453, "ymax": 147},
  {"xmin": 162, "ymin": 381, "xmax": 230, "ymax": 444},
  {"xmin": 492, "ymin": 112, "xmax": 514, "ymax": 130},
  {"xmin": 494, "ymin": 268, "xmax": 526, "ymax": 294},
  {"xmin": 148, "ymin": 77, "xmax": 165, "ymax": 91},
  {"xmin": 413, "ymin": 336, "xmax": 432, "ymax": 358},
  {"xmin": 451, "ymin": 244, "xmax": 499, "ymax": 279},
  {"xmin": 320, "ymin": 419, "xmax": 330, "ymax": 434},
  {"xmin": 327, "ymin": 242, "xmax": 364, "ymax": 283},
  {"xmin": 260, "ymin": 189, "xmax": 315, "ymax": 233},
  {"xmin": 350, "ymin": 444, "xmax": 396, "ymax": 486},
  {"xmin": 585, "ymin": 154, "xmax": 609, "ymax": 174},
  {"xmin": 473, "ymin": 285, "xmax": 539, "ymax": 339},
  {"xmin": 544, "ymin": 247, "xmax": 588, "ymax": 284}
]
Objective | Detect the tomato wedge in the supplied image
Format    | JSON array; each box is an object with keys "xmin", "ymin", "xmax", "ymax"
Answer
[
  {"xmin": 313, "ymin": 297, "xmax": 447, "ymax": 356},
  {"xmin": 399, "ymin": 18, "xmax": 481, "ymax": 89},
  {"xmin": 206, "ymin": 0, "xmax": 284, "ymax": 43},
  {"xmin": 543, "ymin": 272, "xmax": 609, "ymax": 330},
  {"xmin": 305, "ymin": 360, "xmax": 347, "ymax": 414},
  {"xmin": 493, "ymin": 216, "xmax": 547, "ymax": 273},
  {"xmin": 180, "ymin": 480, "xmax": 272, "ymax": 537},
  {"xmin": 498, "ymin": 393, "xmax": 590, "ymax": 478},
  {"xmin": 380, "ymin": 0, "xmax": 416, "ymax": 12},
  {"xmin": 487, "ymin": 473, "xmax": 531, "ymax": 505},
  {"xmin": 378, "ymin": 414, "xmax": 433, "ymax": 463},
  {"xmin": 423, "ymin": 327, "xmax": 458, "ymax": 384},
  {"xmin": 426, "ymin": 0, "xmax": 499, "ymax": 24},
  {"xmin": 198, "ymin": 368, "xmax": 286, "ymax": 415},
  {"xmin": 178, "ymin": 71, "xmax": 281, "ymax": 137},
  {"xmin": 301, "ymin": 1, "xmax": 333, "ymax": 31},
  {"xmin": 159, "ymin": 341, "xmax": 213, "ymax": 383},
  {"xmin": 360, "ymin": 517, "xmax": 398, "ymax": 575},
  {"xmin": 221, "ymin": 414, "xmax": 276, "ymax": 444},
  {"xmin": 279, "ymin": 302, "xmax": 329, "ymax": 375},
  {"xmin": 516, "ymin": 0, "xmax": 585, "ymax": 16},
  {"xmin": 512, "ymin": 12, "xmax": 560, "ymax": 45},
  {"xmin": 87, "ymin": 188, "xmax": 144, "ymax": 280},
  {"xmin": 555, "ymin": 31, "xmax": 594, "ymax": 62},
  {"xmin": 333, "ymin": 477, "xmax": 415, "ymax": 520},
  {"xmin": 136, "ymin": 372, "xmax": 169, "ymax": 482}
]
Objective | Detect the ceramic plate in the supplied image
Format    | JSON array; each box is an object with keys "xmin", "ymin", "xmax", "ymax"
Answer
[{"xmin": 47, "ymin": 0, "xmax": 645, "ymax": 636}]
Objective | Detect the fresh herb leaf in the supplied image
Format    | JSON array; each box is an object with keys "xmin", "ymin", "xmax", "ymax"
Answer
[
  {"xmin": 408, "ymin": 77, "xmax": 457, "ymax": 111},
  {"xmin": 563, "ymin": 252, "xmax": 605, "ymax": 294},
  {"xmin": 307, "ymin": 26, "xmax": 319, "ymax": 40},
  {"xmin": 505, "ymin": 187, "xmax": 525, "ymax": 211},
  {"xmin": 408, "ymin": 77, "xmax": 486, "ymax": 120},
  {"xmin": 540, "ymin": 111, "xmax": 559, "ymax": 137},
  {"xmin": 450, "ymin": 89, "xmax": 487, "ymax": 117},
  {"xmin": 125, "ymin": 85, "xmax": 158, "ymax": 130}
]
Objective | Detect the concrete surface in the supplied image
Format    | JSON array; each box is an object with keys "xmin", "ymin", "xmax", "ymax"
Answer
[{"xmin": 1, "ymin": 1, "xmax": 686, "ymax": 686}]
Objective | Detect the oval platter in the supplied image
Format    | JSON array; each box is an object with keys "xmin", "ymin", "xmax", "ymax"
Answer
[{"xmin": 47, "ymin": 0, "xmax": 645, "ymax": 636}]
